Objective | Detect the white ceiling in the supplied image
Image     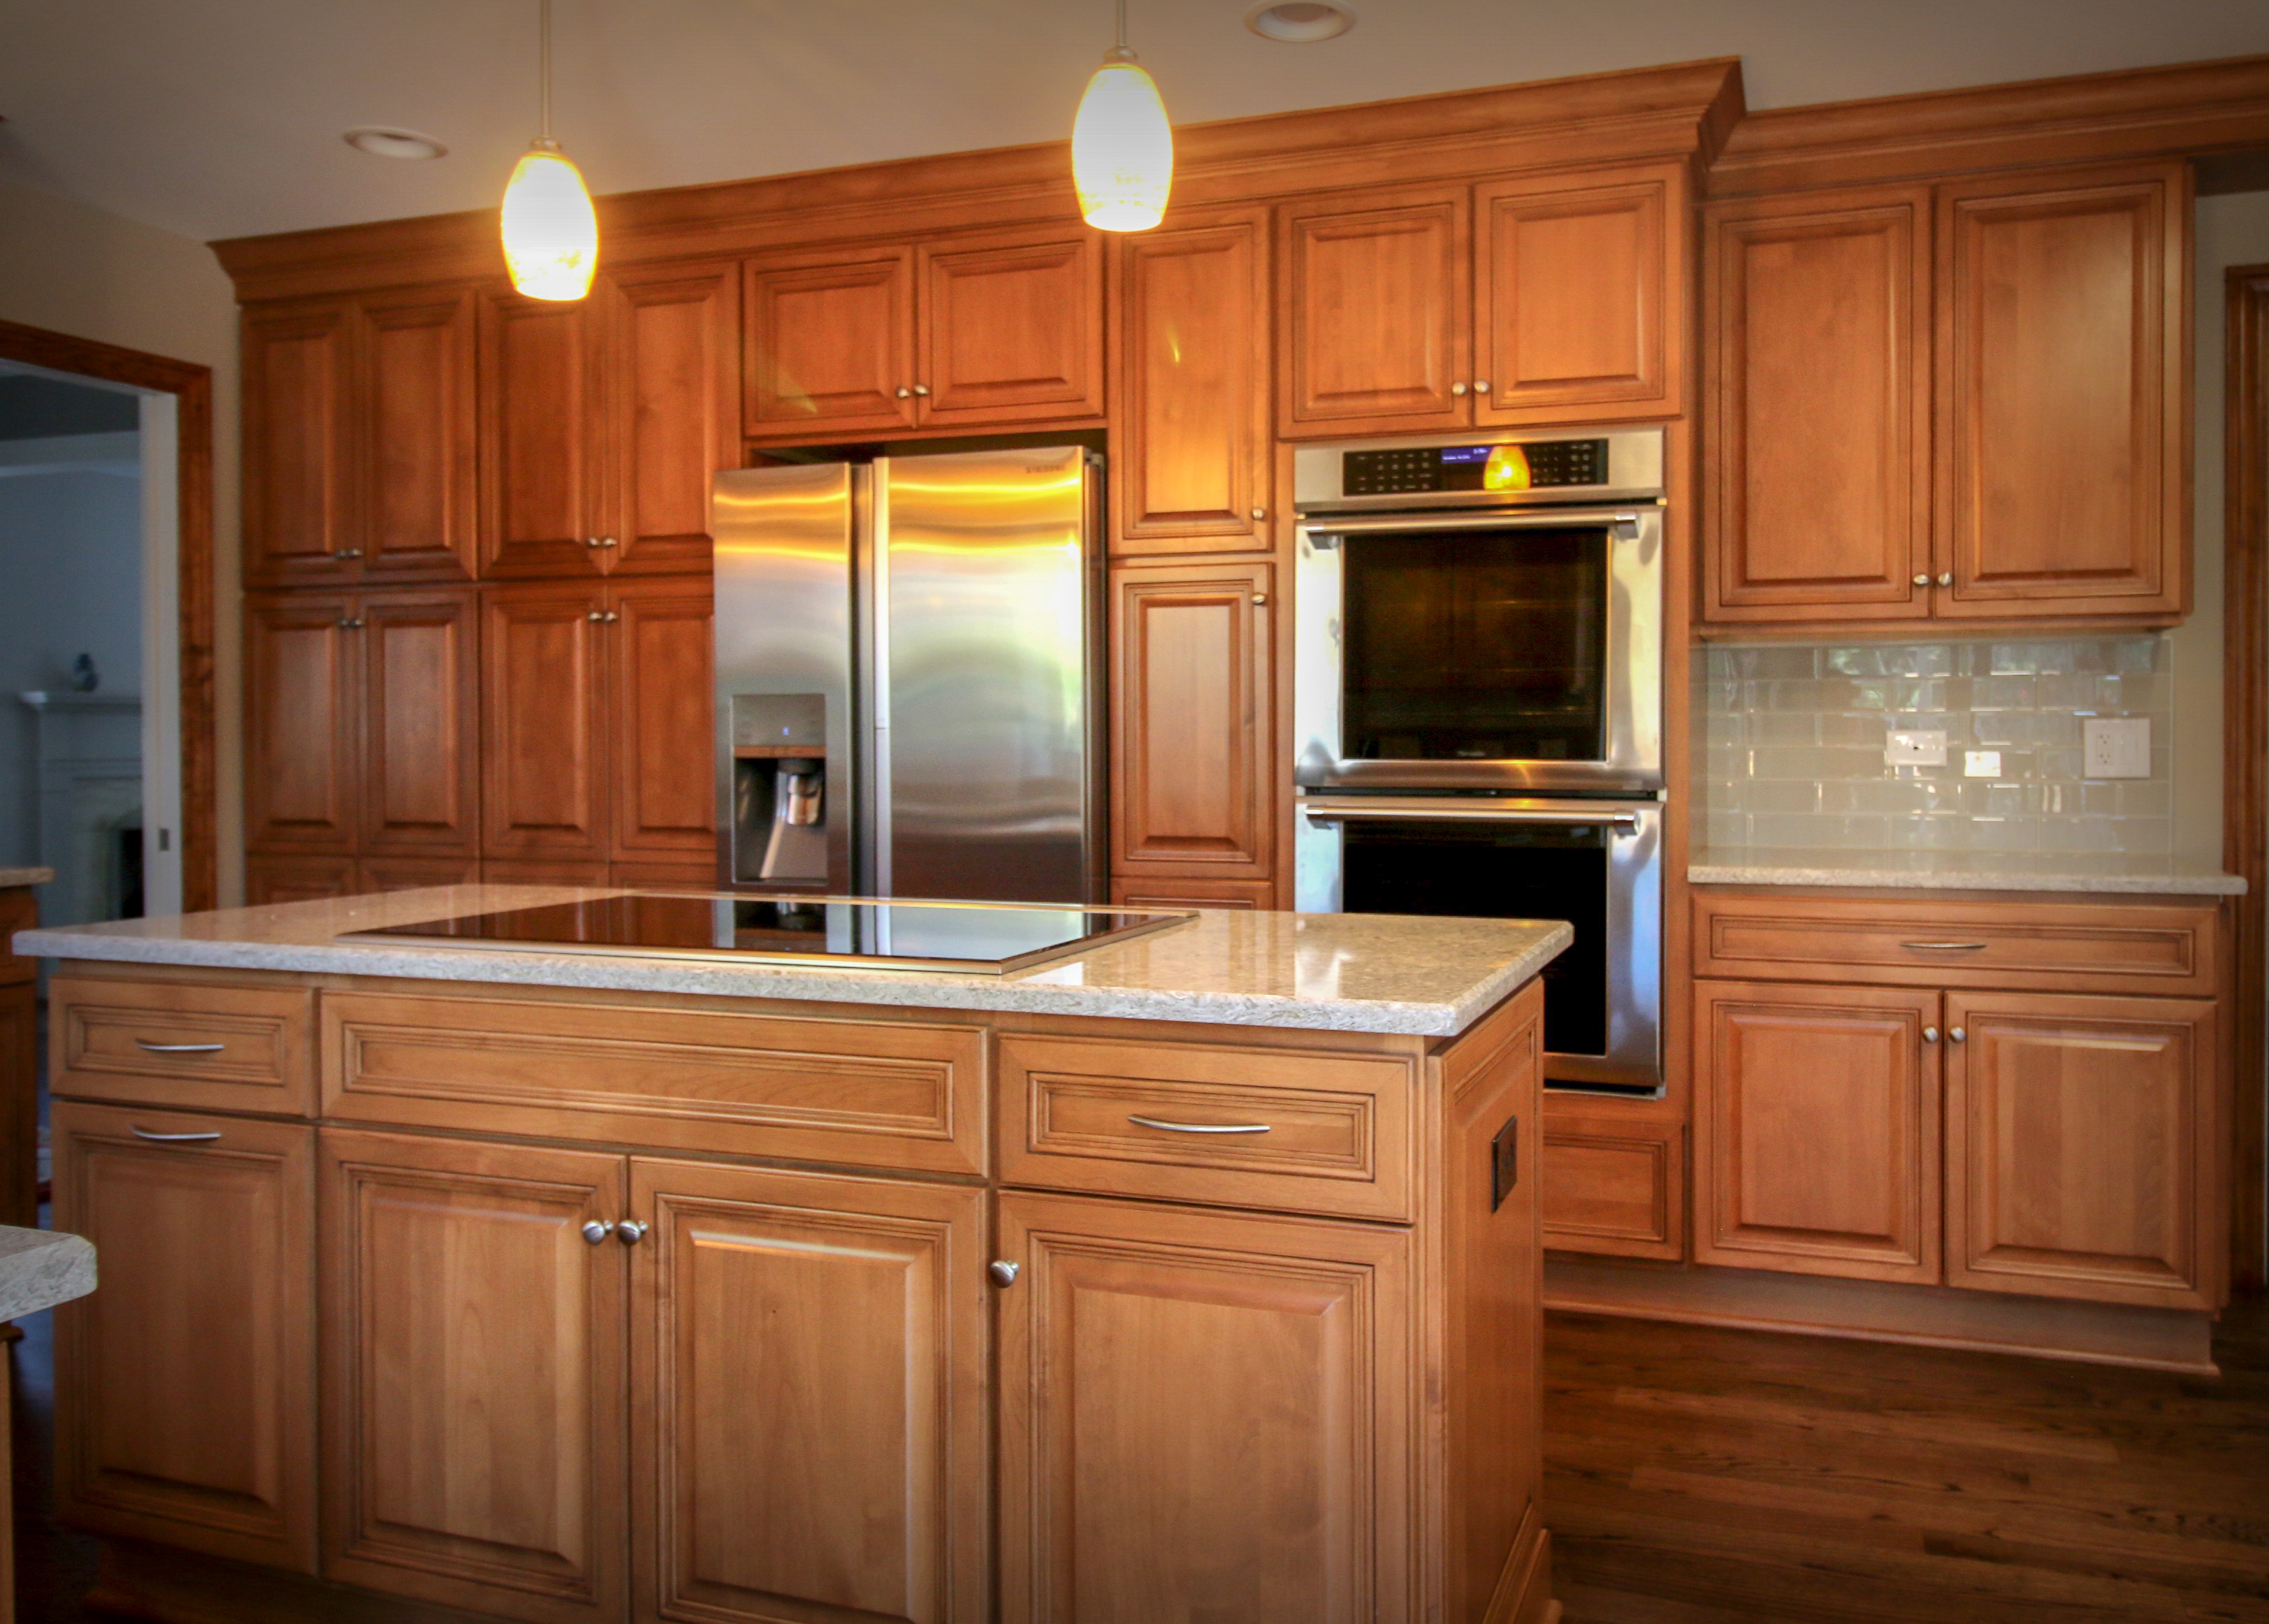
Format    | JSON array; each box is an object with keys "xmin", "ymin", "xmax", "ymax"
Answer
[{"xmin": 3, "ymin": 0, "xmax": 2269, "ymax": 245}]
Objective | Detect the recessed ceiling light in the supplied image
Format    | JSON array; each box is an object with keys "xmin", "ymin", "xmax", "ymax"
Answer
[
  {"xmin": 1244, "ymin": 1, "xmax": 1356, "ymax": 42},
  {"xmin": 344, "ymin": 126, "xmax": 447, "ymax": 161}
]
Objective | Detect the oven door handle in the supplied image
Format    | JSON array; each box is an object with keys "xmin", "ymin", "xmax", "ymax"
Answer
[
  {"xmin": 1300, "ymin": 507, "xmax": 1650, "ymax": 542},
  {"xmin": 1302, "ymin": 802, "xmax": 1646, "ymax": 831}
]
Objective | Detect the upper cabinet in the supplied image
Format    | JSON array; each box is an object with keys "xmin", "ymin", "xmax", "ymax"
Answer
[
  {"xmin": 744, "ymin": 222, "xmax": 1104, "ymax": 443},
  {"xmin": 1276, "ymin": 162, "xmax": 1688, "ymax": 440},
  {"xmin": 1702, "ymin": 160, "xmax": 2192, "ymax": 630}
]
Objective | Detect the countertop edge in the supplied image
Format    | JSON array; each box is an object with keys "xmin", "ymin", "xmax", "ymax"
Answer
[
  {"xmin": 1688, "ymin": 862, "xmax": 2247, "ymax": 896},
  {"xmin": 0, "ymin": 1228, "xmax": 96, "ymax": 1321},
  {"xmin": 15, "ymin": 921, "xmax": 1575, "ymax": 1041}
]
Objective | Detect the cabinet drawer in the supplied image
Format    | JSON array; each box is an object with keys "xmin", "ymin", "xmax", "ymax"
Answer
[
  {"xmin": 1541, "ymin": 1109, "xmax": 1681, "ymax": 1260},
  {"xmin": 996, "ymin": 1034, "xmax": 1413, "ymax": 1220},
  {"xmin": 51, "ymin": 976, "xmax": 315, "ymax": 1116},
  {"xmin": 1692, "ymin": 893, "xmax": 2218, "ymax": 995},
  {"xmin": 321, "ymin": 990, "xmax": 987, "ymax": 1175}
]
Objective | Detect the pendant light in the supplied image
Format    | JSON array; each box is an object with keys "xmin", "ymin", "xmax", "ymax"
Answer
[
  {"xmin": 500, "ymin": 0, "xmax": 598, "ymax": 301},
  {"xmin": 1071, "ymin": 0, "xmax": 1173, "ymax": 233}
]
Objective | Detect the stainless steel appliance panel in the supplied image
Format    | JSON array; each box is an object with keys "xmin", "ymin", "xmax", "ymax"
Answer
[{"xmin": 875, "ymin": 446, "xmax": 1102, "ymax": 903}]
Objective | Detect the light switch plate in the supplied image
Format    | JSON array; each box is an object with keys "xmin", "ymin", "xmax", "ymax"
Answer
[
  {"xmin": 1964, "ymin": 750, "xmax": 2002, "ymax": 778},
  {"xmin": 2083, "ymin": 717, "xmax": 2151, "ymax": 778},
  {"xmin": 1885, "ymin": 728, "xmax": 1948, "ymax": 767}
]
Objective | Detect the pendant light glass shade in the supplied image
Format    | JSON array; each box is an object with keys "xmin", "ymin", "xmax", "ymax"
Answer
[
  {"xmin": 1073, "ymin": 46, "xmax": 1173, "ymax": 232},
  {"xmin": 502, "ymin": 138, "xmax": 598, "ymax": 301}
]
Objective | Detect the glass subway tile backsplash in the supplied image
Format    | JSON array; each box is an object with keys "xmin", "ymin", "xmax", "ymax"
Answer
[{"xmin": 1697, "ymin": 637, "xmax": 2173, "ymax": 855}]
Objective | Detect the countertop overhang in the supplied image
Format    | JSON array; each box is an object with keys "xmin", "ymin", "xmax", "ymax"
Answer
[{"xmin": 13, "ymin": 886, "xmax": 1574, "ymax": 1039}]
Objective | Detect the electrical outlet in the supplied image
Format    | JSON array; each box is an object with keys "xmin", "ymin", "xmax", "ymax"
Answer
[
  {"xmin": 2083, "ymin": 717, "xmax": 2152, "ymax": 778},
  {"xmin": 1885, "ymin": 728, "xmax": 1948, "ymax": 767},
  {"xmin": 1964, "ymin": 751, "xmax": 2002, "ymax": 778}
]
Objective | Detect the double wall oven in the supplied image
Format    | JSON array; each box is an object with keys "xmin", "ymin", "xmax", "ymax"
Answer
[{"xmin": 1293, "ymin": 427, "xmax": 1666, "ymax": 1092}]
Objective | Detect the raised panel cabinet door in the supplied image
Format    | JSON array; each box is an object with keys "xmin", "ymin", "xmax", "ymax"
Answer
[
  {"xmin": 1474, "ymin": 162, "xmax": 1681, "ymax": 424},
  {"xmin": 242, "ymin": 593, "xmax": 358, "ymax": 851},
  {"xmin": 1110, "ymin": 563, "xmax": 1272, "ymax": 878},
  {"xmin": 996, "ymin": 1191, "xmax": 1414, "ymax": 1624},
  {"xmin": 1278, "ymin": 184, "xmax": 1471, "ymax": 438},
  {"xmin": 482, "ymin": 585, "xmax": 610, "ymax": 860},
  {"xmin": 1112, "ymin": 209, "xmax": 1273, "ymax": 549},
  {"xmin": 245, "ymin": 853, "xmax": 360, "ymax": 906},
  {"xmin": 918, "ymin": 229, "xmax": 1105, "ymax": 426},
  {"xmin": 607, "ymin": 579, "xmax": 714, "ymax": 861},
  {"xmin": 605, "ymin": 262, "xmax": 738, "ymax": 573},
  {"xmin": 319, "ymin": 1129, "xmax": 629, "ymax": 1624},
  {"xmin": 52, "ymin": 1102, "xmax": 318, "ymax": 1572},
  {"xmin": 356, "ymin": 288, "xmax": 479, "ymax": 581},
  {"xmin": 480, "ymin": 289, "xmax": 607, "ymax": 577},
  {"xmin": 1935, "ymin": 163, "xmax": 2189, "ymax": 620},
  {"xmin": 1945, "ymin": 991, "xmax": 2217, "ymax": 1308},
  {"xmin": 359, "ymin": 588, "xmax": 479, "ymax": 854},
  {"xmin": 1693, "ymin": 980, "xmax": 1943, "ymax": 1283},
  {"xmin": 1702, "ymin": 187, "xmax": 1934, "ymax": 623},
  {"xmin": 742, "ymin": 248, "xmax": 918, "ymax": 439},
  {"xmin": 1108, "ymin": 876, "xmax": 1277, "ymax": 911},
  {"xmin": 628, "ymin": 1159, "xmax": 988, "ymax": 1624},
  {"xmin": 356, "ymin": 854, "xmax": 481, "ymax": 892},
  {"xmin": 242, "ymin": 302, "xmax": 355, "ymax": 586}
]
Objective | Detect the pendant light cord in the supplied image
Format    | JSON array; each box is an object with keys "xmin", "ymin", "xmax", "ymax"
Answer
[
  {"xmin": 538, "ymin": 0, "xmax": 553, "ymax": 143},
  {"xmin": 1116, "ymin": 0, "xmax": 1128, "ymax": 52}
]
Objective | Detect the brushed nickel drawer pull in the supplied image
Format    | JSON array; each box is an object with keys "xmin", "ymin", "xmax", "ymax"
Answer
[
  {"xmin": 1127, "ymin": 1115, "xmax": 1272, "ymax": 1136},
  {"xmin": 1900, "ymin": 941, "xmax": 1989, "ymax": 952},
  {"xmin": 129, "ymin": 1126, "xmax": 222, "ymax": 1143},
  {"xmin": 133, "ymin": 1040, "xmax": 226, "ymax": 1054}
]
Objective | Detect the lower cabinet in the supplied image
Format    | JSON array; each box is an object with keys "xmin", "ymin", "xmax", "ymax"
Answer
[
  {"xmin": 51, "ymin": 1102, "xmax": 319, "ymax": 1573},
  {"xmin": 994, "ymin": 1190, "xmax": 1412, "ymax": 1624}
]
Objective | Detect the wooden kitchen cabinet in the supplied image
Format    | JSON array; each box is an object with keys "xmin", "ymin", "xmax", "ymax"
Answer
[
  {"xmin": 1702, "ymin": 186, "xmax": 1934, "ymax": 623},
  {"xmin": 319, "ymin": 1129, "xmax": 630, "ymax": 1624},
  {"xmin": 242, "ymin": 302, "xmax": 354, "ymax": 587},
  {"xmin": 1945, "ymin": 991, "xmax": 2219, "ymax": 1308},
  {"xmin": 1110, "ymin": 876, "xmax": 1278, "ymax": 910},
  {"xmin": 52, "ymin": 1102, "xmax": 318, "ymax": 1572},
  {"xmin": 479, "ymin": 289, "xmax": 606, "ymax": 579},
  {"xmin": 607, "ymin": 579, "xmax": 716, "ymax": 864},
  {"xmin": 744, "ymin": 223, "xmax": 1102, "ymax": 443},
  {"xmin": 242, "ymin": 594, "xmax": 358, "ymax": 852},
  {"xmin": 244, "ymin": 853, "xmax": 359, "ymax": 906},
  {"xmin": 1112, "ymin": 206, "xmax": 1274, "ymax": 551},
  {"xmin": 604, "ymin": 261, "xmax": 739, "ymax": 576},
  {"xmin": 1110, "ymin": 562, "xmax": 1273, "ymax": 883},
  {"xmin": 1541, "ymin": 1108, "xmax": 1683, "ymax": 1260},
  {"xmin": 1693, "ymin": 980, "xmax": 1943, "ymax": 1282},
  {"xmin": 628, "ymin": 1158, "xmax": 989, "ymax": 1624}
]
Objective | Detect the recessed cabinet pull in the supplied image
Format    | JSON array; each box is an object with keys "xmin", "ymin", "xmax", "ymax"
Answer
[
  {"xmin": 1901, "ymin": 941, "xmax": 1989, "ymax": 952},
  {"xmin": 1127, "ymin": 1115, "xmax": 1273, "ymax": 1136},
  {"xmin": 1922, "ymin": 1027, "xmax": 1941, "ymax": 1044},
  {"xmin": 581, "ymin": 1219, "xmax": 615, "ymax": 1245},
  {"xmin": 988, "ymin": 1260, "xmax": 1020, "ymax": 1287},
  {"xmin": 129, "ymin": 1126, "xmax": 222, "ymax": 1143},
  {"xmin": 616, "ymin": 1219, "xmax": 650, "ymax": 1245},
  {"xmin": 133, "ymin": 1039, "xmax": 226, "ymax": 1054}
]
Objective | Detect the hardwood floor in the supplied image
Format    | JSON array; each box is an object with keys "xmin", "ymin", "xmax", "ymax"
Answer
[{"xmin": 1545, "ymin": 1299, "xmax": 2269, "ymax": 1623}]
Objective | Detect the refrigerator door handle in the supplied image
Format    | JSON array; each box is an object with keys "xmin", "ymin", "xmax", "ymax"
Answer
[{"xmin": 870, "ymin": 462, "xmax": 894, "ymax": 899}]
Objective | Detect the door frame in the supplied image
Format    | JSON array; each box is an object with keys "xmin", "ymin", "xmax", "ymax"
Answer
[
  {"xmin": 2228, "ymin": 263, "xmax": 2269, "ymax": 1295},
  {"xmin": 0, "ymin": 318, "xmax": 216, "ymax": 912}
]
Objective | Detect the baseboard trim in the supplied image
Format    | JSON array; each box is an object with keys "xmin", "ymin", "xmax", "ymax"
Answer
[{"xmin": 1545, "ymin": 1256, "xmax": 2219, "ymax": 1375}]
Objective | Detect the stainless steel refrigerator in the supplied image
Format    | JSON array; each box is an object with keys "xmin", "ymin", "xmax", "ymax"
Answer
[{"xmin": 712, "ymin": 444, "xmax": 1105, "ymax": 904}]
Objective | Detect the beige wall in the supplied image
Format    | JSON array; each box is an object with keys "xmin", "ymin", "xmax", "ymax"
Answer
[{"xmin": 0, "ymin": 177, "xmax": 242, "ymax": 905}]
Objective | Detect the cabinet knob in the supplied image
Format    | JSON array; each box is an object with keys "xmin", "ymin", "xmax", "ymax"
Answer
[
  {"xmin": 336, "ymin": 616, "xmax": 364, "ymax": 630},
  {"xmin": 912, "ymin": 384, "xmax": 930, "ymax": 397},
  {"xmin": 1474, "ymin": 380, "xmax": 1491, "ymax": 394},
  {"xmin": 1912, "ymin": 574, "xmax": 1931, "ymax": 587},
  {"xmin": 1250, "ymin": 507, "xmax": 1266, "ymax": 522},
  {"xmin": 1938, "ymin": 572, "xmax": 1954, "ymax": 588},
  {"xmin": 896, "ymin": 386, "xmax": 912, "ymax": 399},
  {"xmin": 988, "ymin": 1259, "xmax": 1020, "ymax": 1287},
  {"xmin": 1450, "ymin": 381, "xmax": 1469, "ymax": 397},
  {"xmin": 581, "ymin": 1220, "xmax": 615, "ymax": 1245},
  {"xmin": 588, "ymin": 609, "xmax": 606, "ymax": 622},
  {"xmin": 600, "ymin": 535, "xmax": 618, "ymax": 549},
  {"xmin": 1949, "ymin": 1026, "xmax": 1966, "ymax": 1043},
  {"xmin": 333, "ymin": 547, "xmax": 363, "ymax": 560},
  {"xmin": 1252, "ymin": 593, "xmax": 1268, "ymax": 607},
  {"xmin": 616, "ymin": 1219, "xmax": 650, "ymax": 1245},
  {"xmin": 586, "ymin": 536, "xmax": 604, "ymax": 549},
  {"xmin": 1922, "ymin": 1026, "xmax": 1940, "ymax": 1044}
]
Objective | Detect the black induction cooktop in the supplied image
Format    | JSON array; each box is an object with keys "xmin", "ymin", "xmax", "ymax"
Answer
[{"xmin": 343, "ymin": 892, "xmax": 1196, "ymax": 975}]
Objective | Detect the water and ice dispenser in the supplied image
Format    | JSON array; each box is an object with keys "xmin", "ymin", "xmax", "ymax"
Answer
[{"xmin": 730, "ymin": 694, "xmax": 829, "ymax": 886}]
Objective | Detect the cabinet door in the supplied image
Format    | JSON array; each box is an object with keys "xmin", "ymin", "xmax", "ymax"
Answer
[
  {"xmin": 0, "ymin": 978, "xmax": 32, "ymax": 1228},
  {"xmin": 1703, "ymin": 187, "xmax": 1934, "ymax": 623},
  {"xmin": 359, "ymin": 588, "xmax": 479, "ymax": 855},
  {"xmin": 245, "ymin": 853, "xmax": 361, "ymax": 905},
  {"xmin": 243, "ymin": 594, "xmax": 358, "ymax": 852},
  {"xmin": 1278, "ymin": 185, "xmax": 1470, "ymax": 437},
  {"xmin": 607, "ymin": 579, "xmax": 714, "ymax": 862},
  {"xmin": 1112, "ymin": 209, "xmax": 1273, "ymax": 551},
  {"xmin": 1935, "ymin": 163, "xmax": 2189, "ymax": 620},
  {"xmin": 481, "ymin": 290, "xmax": 606, "ymax": 577},
  {"xmin": 628, "ymin": 1158, "xmax": 989, "ymax": 1624},
  {"xmin": 1109, "ymin": 876, "xmax": 1276, "ymax": 911},
  {"xmin": 53, "ymin": 1103, "xmax": 317, "ymax": 1572},
  {"xmin": 357, "ymin": 854, "xmax": 481, "ymax": 892},
  {"xmin": 1474, "ymin": 162, "xmax": 1681, "ymax": 425},
  {"xmin": 242, "ymin": 303, "xmax": 354, "ymax": 587},
  {"xmin": 605, "ymin": 262, "xmax": 738, "ymax": 574},
  {"xmin": 1693, "ymin": 980, "xmax": 1943, "ymax": 1283},
  {"xmin": 743, "ymin": 248, "xmax": 918, "ymax": 439},
  {"xmin": 996, "ymin": 1191, "xmax": 1412, "ymax": 1624},
  {"xmin": 918, "ymin": 228, "xmax": 1105, "ymax": 426},
  {"xmin": 483, "ymin": 585, "xmax": 610, "ymax": 860},
  {"xmin": 356, "ymin": 288, "xmax": 479, "ymax": 582},
  {"xmin": 1110, "ymin": 563, "xmax": 1273, "ymax": 880},
  {"xmin": 1945, "ymin": 992, "xmax": 2217, "ymax": 1308},
  {"xmin": 319, "ymin": 1129, "xmax": 628, "ymax": 1624}
]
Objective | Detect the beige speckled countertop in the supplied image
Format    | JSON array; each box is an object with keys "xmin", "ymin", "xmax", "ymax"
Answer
[
  {"xmin": 0, "ymin": 1226, "xmax": 94, "ymax": 1321},
  {"xmin": 0, "ymin": 867, "xmax": 54, "ymax": 890},
  {"xmin": 13, "ymin": 886, "xmax": 1573, "ymax": 1038},
  {"xmin": 1690, "ymin": 848, "xmax": 2246, "ymax": 895}
]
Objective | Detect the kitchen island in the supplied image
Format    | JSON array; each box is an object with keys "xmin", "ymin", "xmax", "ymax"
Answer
[{"xmin": 17, "ymin": 886, "xmax": 1571, "ymax": 1624}]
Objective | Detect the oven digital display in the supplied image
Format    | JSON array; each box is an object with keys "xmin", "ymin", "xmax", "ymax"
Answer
[{"xmin": 1342, "ymin": 437, "xmax": 1607, "ymax": 497}]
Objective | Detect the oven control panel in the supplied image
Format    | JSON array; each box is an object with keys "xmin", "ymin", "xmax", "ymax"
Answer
[{"xmin": 1342, "ymin": 437, "xmax": 1609, "ymax": 498}]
